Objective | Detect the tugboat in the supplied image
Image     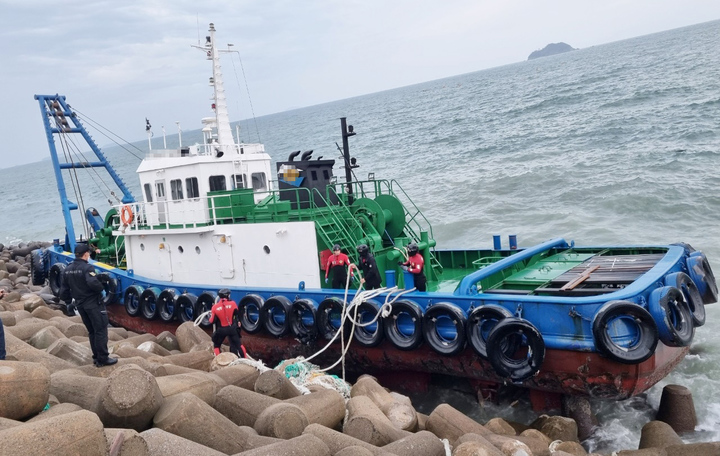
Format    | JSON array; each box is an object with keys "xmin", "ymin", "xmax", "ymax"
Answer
[{"xmin": 32, "ymin": 23, "xmax": 716, "ymax": 403}]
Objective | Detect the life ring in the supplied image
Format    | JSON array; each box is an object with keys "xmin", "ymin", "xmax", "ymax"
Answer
[
  {"xmin": 351, "ymin": 300, "xmax": 385, "ymax": 348},
  {"xmin": 120, "ymin": 205, "xmax": 134, "ymax": 225},
  {"xmin": 158, "ymin": 289, "xmax": 179, "ymax": 322},
  {"xmin": 648, "ymin": 286, "xmax": 694, "ymax": 347},
  {"xmin": 97, "ymin": 273, "xmax": 118, "ymax": 306},
  {"xmin": 238, "ymin": 294, "xmax": 265, "ymax": 334},
  {"xmin": 290, "ymin": 298, "xmax": 318, "ymax": 342},
  {"xmin": 665, "ymin": 272, "xmax": 704, "ymax": 326},
  {"xmin": 317, "ymin": 297, "xmax": 346, "ymax": 341},
  {"xmin": 261, "ymin": 296, "xmax": 293, "ymax": 337},
  {"xmin": 687, "ymin": 253, "xmax": 718, "ymax": 304},
  {"xmin": 383, "ymin": 299, "xmax": 424, "ymax": 351},
  {"xmin": 486, "ymin": 318, "xmax": 545, "ymax": 382},
  {"xmin": 48, "ymin": 262, "xmax": 66, "ymax": 297},
  {"xmin": 592, "ymin": 300, "xmax": 658, "ymax": 364},
  {"xmin": 466, "ymin": 305, "xmax": 514, "ymax": 359},
  {"xmin": 195, "ymin": 292, "xmax": 217, "ymax": 328},
  {"xmin": 139, "ymin": 287, "xmax": 162, "ymax": 320},
  {"xmin": 422, "ymin": 302, "xmax": 467, "ymax": 356},
  {"xmin": 176, "ymin": 293, "xmax": 198, "ymax": 323},
  {"xmin": 123, "ymin": 285, "xmax": 144, "ymax": 317}
]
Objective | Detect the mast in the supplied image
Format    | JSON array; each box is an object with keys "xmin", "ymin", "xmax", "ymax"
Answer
[
  {"xmin": 205, "ymin": 23, "xmax": 234, "ymax": 151},
  {"xmin": 340, "ymin": 117, "xmax": 356, "ymax": 205}
]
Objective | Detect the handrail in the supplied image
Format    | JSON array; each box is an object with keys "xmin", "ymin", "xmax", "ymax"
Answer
[{"xmin": 455, "ymin": 238, "xmax": 570, "ymax": 296}]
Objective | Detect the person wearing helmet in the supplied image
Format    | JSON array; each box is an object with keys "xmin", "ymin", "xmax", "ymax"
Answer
[
  {"xmin": 399, "ymin": 243, "xmax": 427, "ymax": 291},
  {"xmin": 325, "ymin": 244, "xmax": 354, "ymax": 289},
  {"xmin": 209, "ymin": 288, "xmax": 246, "ymax": 358},
  {"xmin": 357, "ymin": 244, "xmax": 382, "ymax": 290}
]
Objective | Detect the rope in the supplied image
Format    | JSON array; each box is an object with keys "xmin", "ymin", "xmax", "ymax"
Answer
[
  {"xmin": 229, "ymin": 53, "xmax": 261, "ymax": 143},
  {"xmin": 193, "ymin": 310, "xmax": 212, "ymax": 327}
]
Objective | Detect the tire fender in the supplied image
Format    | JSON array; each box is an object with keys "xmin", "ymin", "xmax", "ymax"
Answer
[
  {"xmin": 665, "ymin": 272, "xmax": 704, "ymax": 327},
  {"xmin": 238, "ymin": 294, "xmax": 265, "ymax": 334},
  {"xmin": 261, "ymin": 296, "xmax": 293, "ymax": 337},
  {"xmin": 422, "ymin": 302, "xmax": 467, "ymax": 356},
  {"xmin": 486, "ymin": 317, "xmax": 545, "ymax": 382},
  {"xmin": 290, "ymin": 298, "xmax": 318, "ymax": 342},
  {"xmin": 351, "ymin": 299, "xmax": 385, "ymax": 348},
  {"xmin": 466, "ymin": 305, "xmax": 514, "ymax": 359},
  {"xmin": 123, "ymin": 285, "xmax": 144, "ymax": 317},
  {"xmin": 592, "ymin": 300, "xmax": 659, "ymax": 364},
  {"xmin": 648, "ymin": 286, "xmax": 694, "ymax": 347},
  {"xmin": 383, "ymin": 299, "xmax": 424, "ymax": 351}
]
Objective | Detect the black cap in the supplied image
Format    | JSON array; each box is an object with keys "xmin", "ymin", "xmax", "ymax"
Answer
[{"xmin": 74, "ymin": 244, "xmax": 90, "ymax": 256}]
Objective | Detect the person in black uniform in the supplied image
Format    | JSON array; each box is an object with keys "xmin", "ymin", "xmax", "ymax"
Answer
[
  {"xmin": 60, "ymin": 244, "xmax": 117, "ymax": 367},
  {"xmin": 357, "ymin": 244, "xmax": 382, "ymax": 290}
]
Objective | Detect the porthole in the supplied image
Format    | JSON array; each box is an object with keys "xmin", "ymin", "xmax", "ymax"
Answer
[
  {"xmin": 178, "ymin": 246, "xmax": 184, "ymax": 253},
  {"xmin": 140, "ymin": 243, "xmax": 145, "ymax": 251},
  {"xmin": 195, "ymin": 246, "xmax": 201, "ymax": 254},
  {"xmin": 263, "ymin": 245, "xmax": 271, "ymax": 254}
]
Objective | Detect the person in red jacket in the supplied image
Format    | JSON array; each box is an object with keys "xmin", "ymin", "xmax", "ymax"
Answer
[
  {"xmin": 325, "ymin": 244, "xmax": 354, "ymax": 288},
  {"xmin": 400, "ymin": 243, "xmax": 427, "ymax": 292},
  {"xmin": 209, "ymin": 288, "xmax": 245, "ymax": 358}
]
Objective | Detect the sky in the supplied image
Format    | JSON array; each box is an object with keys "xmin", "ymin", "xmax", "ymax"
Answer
[{"xmin": 1, "ymin": 0, "xmax": 719, "ymax": 169}]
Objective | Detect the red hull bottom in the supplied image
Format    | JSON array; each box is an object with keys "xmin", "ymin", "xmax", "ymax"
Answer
[{"xmin": 107, "ymin": 305, "xmax": 687, "ymax": 400}]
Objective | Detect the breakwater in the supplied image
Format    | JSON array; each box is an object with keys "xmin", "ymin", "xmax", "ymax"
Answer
[{"xmin": 0, "ymin": 242, "xmax": 717, "ymax": 455}]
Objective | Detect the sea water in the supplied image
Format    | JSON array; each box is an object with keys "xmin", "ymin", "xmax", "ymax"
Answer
[{"xmin": 2, "ymin": 19, "xmax": 719, "ymax": 453}]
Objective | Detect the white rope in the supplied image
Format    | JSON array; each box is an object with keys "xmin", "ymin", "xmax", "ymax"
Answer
[{"xmin": 193, "ymin": 310, "xmax": 212, "ymax": 327}]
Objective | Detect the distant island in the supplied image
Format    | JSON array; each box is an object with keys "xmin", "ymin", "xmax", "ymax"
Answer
[{"xmin": 528, "ymin": 42, "xmax": 577, "ymax": 60}]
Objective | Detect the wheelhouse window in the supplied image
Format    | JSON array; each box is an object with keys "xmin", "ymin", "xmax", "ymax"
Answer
[
  {"xmin": 186, "ymin": 177, "xmax": 199, "ymax": 198},
  {"xmin": 155, "ymin": 182, "xmax": 166, "ymax": 198},
  {"xmin": 170, "ymin": 179, "xmax": 183, "ymax": 200},
  {"xmin": 143, "ymin": 183, "xmax": 153, "ymax": 202},
  {"xmin": 209, "ymin": 175, "xmax": 226, "ymax": 192},
  {"xmin": 251, "ymin": 172, "xmax": 267, "ymax": 191},
  {"xmin": 232, "ymin": 174, "xmax": 245, "ymax": 190},
  {"xmin": 311, "ymin": 170, "xmax": 318, "ymax": 181}
]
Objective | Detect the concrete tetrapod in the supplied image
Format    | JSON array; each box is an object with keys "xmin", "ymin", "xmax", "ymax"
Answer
[
  {"xmin": 352, "ymin": 375, "xmax": 419, "ymax": 431},
  {"xmin": 381, "ymin": 430, "xmax": 447, "ymax": 456},
  {"xmin": 344, "ymin": 395, "xmax": 412, "ymax": 446},
  {"xmin": 303, "ymin": 423, "xmax": 395, "ymax": 455},
  {"xmin": 655, "ymin": 384, "xmax": 697, "ymax": 433},
  {"xmin": 426, "ymin": 403, "xmax": 492, "ymax": 443},
  {"xmin": 0, "ymin": 409, "xmax": 107, "ymax": 456},
  {"xmin": 156, "ymin": 372, "xmax": 221, "ymax": 406},
  {"xmin": 105, "ymin": 428, "xmax": 151, "ymax": 456},
  {"xmin": 456, "ymin": 433, "xmax": 529, "ymax": 456},
  {"xmin": 215, "ymin": 384, "xmax": 282, "ymax": 427},
  {"xmin": 211, "ymin": 363, "xmax": 261, "ymax": 390},
  {"xmin": 230, "ymin": 433, "xmax": 332, "ymax": 456},
  {"xmin": 0, "ymin": 360, "xmax": 51, "ymax": 420},
  {"xmin": 285, "ymin": 388, "xmax": 346, "ymax": 430},
  {"xmin": 96, "ymin": 364, "xmax": 164, "ymax": 431},
  {"xmin": 153, "ymin": 392, "xmax": 252, "ymax": 454},
  {"xmin": 139, "ymin": 428, "xmax": 226, "ymax": 456},
  {"xmin": 254, "ymin": 368, "xmax": 302, "ymax": 399}
]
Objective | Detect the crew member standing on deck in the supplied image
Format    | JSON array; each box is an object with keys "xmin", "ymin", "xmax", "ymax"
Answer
[
  {"xmin": 60, "ymin": 244, "xmax": 117, "ymax": 367},
  {"xmin": 400, "ymin": 242, "xmax": 427, "ymax": 292},
  {"xmin": 325, "ymin": 244, "xmax": 354, "ymax": 288},
  {"xmin": 357, "ymin": 244, "xmax": 382, "ymax": 290},
  {"xmin": 209, "ymin": 288, "xmax": 246, "ymax": 358}
]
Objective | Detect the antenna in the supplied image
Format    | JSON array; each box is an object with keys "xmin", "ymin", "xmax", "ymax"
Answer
[{"xmin": 196, "ymin": 14, "xmax": 200, "ymax": 45}]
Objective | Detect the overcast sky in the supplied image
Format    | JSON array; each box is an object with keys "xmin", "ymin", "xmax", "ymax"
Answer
[{"xmin": 1, "ymin": 0, "xmax": 719, "ymax": 169}]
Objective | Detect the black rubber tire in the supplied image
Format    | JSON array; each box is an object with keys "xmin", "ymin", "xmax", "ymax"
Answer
[
  {"xmin": 592, "ymin": 300, "xmax": 659, "ymax": 364},
  {"xmin": 158, "ymin": 289, "xmax": 179, "ymax": 322},
  {"xmin": 48, "ymin": 263, "xmax": 66, "ymax": 297},
  {"xmin": 139, "ymin": 287, "xmax": 161, "ymax": 320},
  {"xmin": 261, "ymin": 296, "xmax": 293, "ymax": 337},
  {"xmin": 665, "ymin": 272, "xmax": 705, "ymax": 327},
  {"xmin": 486, "ymin": 317, "xmax": 545, "ymax": 382},
  {"xmin": 30, "ymin": 249, "xmax": 47, "ymax": 286},
  {"xmin": 422, "ymin": 302, "xmax": 467, "ymax": 356},
  {"xmin": 351, "ymin": 300, "xmax": 385, "ymax": 348},
  {"xmin": 317, "ymin": 297, "xmax": 346, "ymax": 342},
  {"xmin": 195, "ymin": 292, "xmax": 217, "ymax": 328},
  {"xmin": 649, "ymin": 286, "xmax": 694, "ymax": 347},
  {"xmin": 97, "ymin": 273, "xmax": 119, "ymax": 306},
  {"xmin": 238, "ymin": 294, "xmax": 264, "ymax": 334},
  {"xmin": 124, "ymin": 285, "xmax": 144, "ymax": 317},
  {"xmin": 383, "ymin": 300, "xmax": 423, "ymax": 350},
  {"xmin": 177, "ymin": 293, "xmax": 198, "ymax": 323},
  {"xmin": 466, "ymin": 305, "xmax": 514, "ymax": 359},
  {"xmin": 290, "ymin": 298, "xmax": 318, "ymax": 342},
  {"xmin": 687, "ymin": 253, "xmax": 718, "ymax": 304}
]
